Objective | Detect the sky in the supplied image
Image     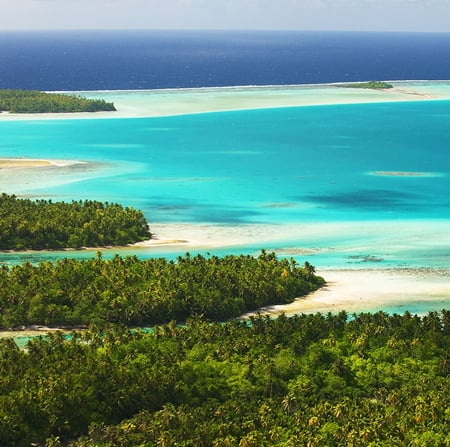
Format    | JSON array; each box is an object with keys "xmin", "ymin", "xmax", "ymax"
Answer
[{"xmin": 0, "ymin": 0, "xmax": 450, "ymax": 33}]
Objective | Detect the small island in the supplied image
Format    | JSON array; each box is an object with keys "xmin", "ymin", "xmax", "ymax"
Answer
[
  {"xmin": 338, "ymin": 81, "xmax": 394, "ymax": 89},
  {"xmin": 0, "ymin": 89, "xmax": 116, "ymax": 113},
  {"xmin": 0, "ymin": 193, "xmax": 150, "ymax": 250}
]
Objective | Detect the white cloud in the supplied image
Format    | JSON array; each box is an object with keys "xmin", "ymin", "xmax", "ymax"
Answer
[{"xmin": 0, "ymin": 0, "xmax": 449, "ymax": 31}]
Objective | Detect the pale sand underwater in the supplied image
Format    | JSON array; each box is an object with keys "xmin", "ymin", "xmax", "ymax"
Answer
[{"xmin": 136, "ymin": 220, "xmax": 450, "ymax": 258}]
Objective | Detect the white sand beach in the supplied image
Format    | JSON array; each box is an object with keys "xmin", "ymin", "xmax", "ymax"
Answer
[
  {"xmin": 0, "ymin": 159, "xmax": 53, "ymax": 168},
  {"xmin": 0, "ymin": 158, "xmax": 85, "ymax": 169},
  {"xmin": 243, "ymin": 269, "xmax": 449, "ymax": 317}
]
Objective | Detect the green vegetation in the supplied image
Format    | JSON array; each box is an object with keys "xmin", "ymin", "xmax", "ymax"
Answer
[
  {"xmin": 339, "ymin": 81, "xmax": 394, "ymax": 89},
  {"xmin": 0, "ymin": 251, "xmax": 323, "ymax": 328},
  {"xmin": 0, "ymin": 89, "xmax": 116, "ymax": 113},
  {"xmin": 0, "ymin": 194, "xmax": 151, "ymax": 250},
  {"xmin": 0, "ymin": 311, "xmax": 449, "ymax": 446}
]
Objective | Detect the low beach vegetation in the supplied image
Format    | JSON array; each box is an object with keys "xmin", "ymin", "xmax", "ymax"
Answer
[
  {"xmin": 339, "ymin": 81, "xmax": 394, "ymax": 89},
  {"xmin": 0, "ymin": 194, "xmax": 150, "ymax": 250},
  {"xmin": 0, "ymin": 251, "xmax": 323, "ymax": 328},
  {"xmin": 0, "ymin": 89, "xmax": 116, "ymax": 113},
  {"xmin": 0, "ymin": 311, "xmax": 448, "ymax": 446}
]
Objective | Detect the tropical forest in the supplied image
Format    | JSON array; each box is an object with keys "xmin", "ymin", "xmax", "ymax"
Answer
[
  {"xmin": 0, "ymin": 195, "xmax": 448, "ymax": 447},
  {"xmin": 0, "ymin": 312, "xmax": 449, "ymax": 446},
  {"xmin": 0, "ymin": 90, "xmax": 116, "ymax": 113},
  {"xmin": 0, "ymin": 251, "xmax": 323, "ymax": 328},
  {"xmin": 0, "ymin": 194, "xmax": 151, "ymax": 250}
]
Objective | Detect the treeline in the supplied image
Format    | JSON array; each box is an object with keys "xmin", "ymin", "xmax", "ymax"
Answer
[
  {"xmin": 0, "ymin": 194, "xmax": 151, "ymax": 250},
  {"xmin": 339, "ymin": 81, "xmax": 393, "ymax": 89},
  {"xmin": 0, "ymin": 251, "xmax": 323, "ymax": 328},
  {"xmin": 0, "ymin": 311, "xmax": 449, "ymax": 446},
  {"xmin": 0, "ymin": 89, "xmax": 116, "ymax": 113}
]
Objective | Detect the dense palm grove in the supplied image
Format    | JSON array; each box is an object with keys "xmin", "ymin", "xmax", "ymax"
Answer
[
  {"xmin": 0, "ymin": 90, "xmax": 116, "ymax": 113},
  {"xmin": 0, "ymin": 251, "xmax": 323, "ymax": 328},
  {"xmin": 0, "ymin": 195, "xmax": 448, "ymax": 447},
  {"xmin": 0, "ymin": 312, "xmax": 449, "ymax": 446},
  {"xmin": 0, "ymin": 194, "xmax": 151, "ymax": 250}
]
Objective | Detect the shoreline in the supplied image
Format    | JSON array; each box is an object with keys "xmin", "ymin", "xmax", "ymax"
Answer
[
  {"xmin": 0, "ymin": 326, "xmax": 74, "ymax": 339},
  {"xmin": 1, "ymin": 80, "xmax": 449, "ymax": 121},
  {"xmin": 242, "ymin": 268, "xmax": 450, "ymax": 318},
  {"xmin": 2, "ymin": 267, "xmax": 448, "ymax": 340},
  {"xmin": 3, "ymin": 218, "xmax": 450, "ymax": 264}
]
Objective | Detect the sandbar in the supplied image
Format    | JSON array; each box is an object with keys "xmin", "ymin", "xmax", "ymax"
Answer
[
  {"xmin": 370, "ymin": 170, "xmax": 440, "ymax": 177},
  {"xmin": 0, "ymin": 81, "xmax": 450, "ymax": 121},
  {"xmin": 0, "ymin": 158, "xmax": 85, "ymax": 169},
  {"xmin": 243, "ymin": 268, "xmax": 450, "ymax": 318},
  {"xmin": 0, "ymin": 159, "xmax": 52, "ymax": 168},
  {"xmin": 131, "ymin": 219, "xmax": 450, "ymax": 259}
]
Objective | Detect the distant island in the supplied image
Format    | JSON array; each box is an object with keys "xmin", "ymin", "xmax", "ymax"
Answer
[
  {"xmin": 338, "ymin": 81, "xmax": 394, "ymax": 89},
  {"xmin": 0, "ymin": 89, "xmax": 116, "ymax": 113}
]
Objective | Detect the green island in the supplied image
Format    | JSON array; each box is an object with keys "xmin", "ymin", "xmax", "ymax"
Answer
[
  {"xmin": 0, "ymin": 194, "xmax": 151, "ymax": 250},
  {"xmin": 338, "ymin": 81, "xmax": 394, "ymax": 89},
  {"xmin": 0, "ymin": 251, "xmax": 323, "ymax": 328},
  {"xmin": 0, "ymin": 312, "xmax": 448, "ymax": 446},
  {"xmin": 0, "ymin": 89, "xmax": 116, "ymax": 113}
]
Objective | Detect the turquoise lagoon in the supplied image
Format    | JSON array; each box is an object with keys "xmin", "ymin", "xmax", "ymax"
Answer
[{"xmin": 1, "ymin": 86, "xmax": 450, "ymax": 314}]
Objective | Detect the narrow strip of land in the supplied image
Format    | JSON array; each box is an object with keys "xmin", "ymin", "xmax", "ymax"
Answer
[{"xmin": 1, "ymin": 81, "xmax": 449, "ymax": 121}]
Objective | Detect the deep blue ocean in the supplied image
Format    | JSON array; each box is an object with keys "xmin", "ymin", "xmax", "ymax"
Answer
[{"xmin": 1, "ymin": 30, "xmax": 450, "ymax": 90}]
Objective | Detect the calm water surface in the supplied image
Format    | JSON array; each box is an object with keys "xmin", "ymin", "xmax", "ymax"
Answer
[{"xmin": 1, "ymin": 99, "xmax": 450, "ymax": 273}]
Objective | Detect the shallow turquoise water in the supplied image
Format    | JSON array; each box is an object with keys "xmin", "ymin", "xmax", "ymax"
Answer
[{"xmin": 1, "ymin": 100, "xmax": 450, "ymax": 271}]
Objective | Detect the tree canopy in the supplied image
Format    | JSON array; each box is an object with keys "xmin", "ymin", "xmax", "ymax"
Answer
[
  {"xmin": 339, "ymin": 81, "xmax": 394, "ymax": 89},
  {"xmin": 0, "ymin": 251, "xmax": 324, "ymax": 328},
  {"xmin": 0, "ymin": 311, "xmax": 449, "ymax": 446},
  {"xmin": 0, "ymin": 194, "xmax": 151, "ymax": 250},
  {"xmin": 0, "ymin": 89, "xmax": 116, "ymax": 113}
]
